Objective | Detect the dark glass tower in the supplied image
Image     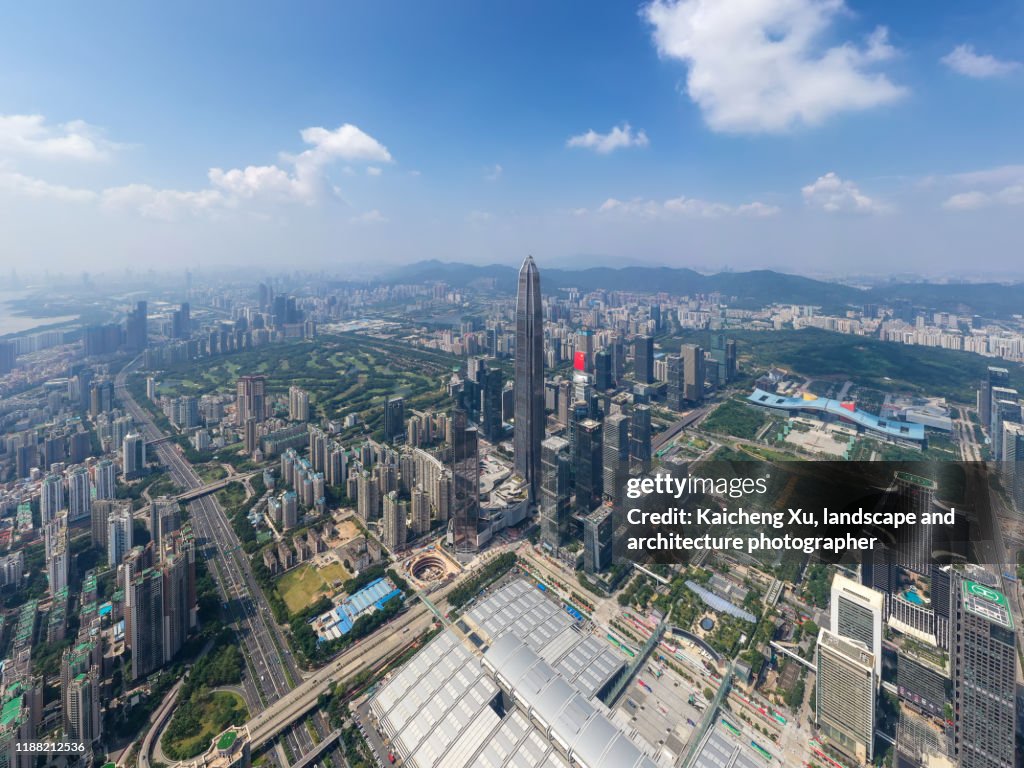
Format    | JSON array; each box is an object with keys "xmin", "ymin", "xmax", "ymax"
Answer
[
  {"xmin": 514, "ymin": 255, "xmax": 544, "ymax": 504},
  {"xmin": 450, "ymin": 408, "xmax": 479, "ymax": 556}
]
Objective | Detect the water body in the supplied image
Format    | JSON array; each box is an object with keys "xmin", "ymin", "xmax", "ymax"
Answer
[{"xmin": 0, "ymin": 291, "xmax": 79, "ymax": 336}]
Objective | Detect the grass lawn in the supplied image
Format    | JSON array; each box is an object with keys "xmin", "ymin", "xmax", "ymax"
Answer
[
  {"xmin": 197, "ymin": 463, "xmax": 229, "ymax": 483},
  {"xmin": 319, "ymin": 561, "xmax": 351, "ymax": 588},
  {"xmin": 164, "ymin": 691, "xmax": 247, "ymax": 760},
  {"xmin": 277, "ymin": 562, "xmax": 347, "ymax": 615}
]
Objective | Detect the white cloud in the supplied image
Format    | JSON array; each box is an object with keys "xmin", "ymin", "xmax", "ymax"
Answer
[
  {"xmin": 596, "ymin": 194, "xmax": 779, "ymax": 218},
  {"xmin": 351, "ymin": 209, "xmax": 387, "ymax": 223},
  {"xmin": 941, "ymin": 44, "xmax": 1020, "ymax": 78},
  {"xmin": 0, "ymin": 114, "xmax": 121, "ymax": 161},
  {"xmin": 942, "ymin": 165, "xmax": 1024, "ymax": 211},
  {"xmin": 467, "ymin": 210, "xmax": 494, "ymax": 222},
  {"xmin": 802, "ymin": 172, "xmax": 889, "ymax": 213},
  {"xmin": 942, "ymin": 191, "xmax": 990, "ymax": 211},
  {"xmin": 484, "ymin": 164, "xmax": 503, "ymax": 181},
  {"xmin": 0, "ymin": 170, "xmax": 97, "ymax": 202},
  {"xmin": 101, "ymin": 184, "xmax": 227, "ymax": 220},
  {"xmin": 366, "ymin": 166, "xmax": 383, "ymax": 177},
  {"xmin": 567, "ymin": 124, "xmax": 650, "ymax": 154},
  {"xmin": 642, "ymin": 0, "xmax": 906, "ymax": 133}
]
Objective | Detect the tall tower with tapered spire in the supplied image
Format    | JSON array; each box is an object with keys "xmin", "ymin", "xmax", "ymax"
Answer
[{"xmin": 514, "ymin": 255, "xmax": 545, "ymax": 504}]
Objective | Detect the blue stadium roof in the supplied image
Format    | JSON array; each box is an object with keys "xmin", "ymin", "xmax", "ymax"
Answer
[{"xmin": 746, "ymin": 388, "xmax": 925, "ymax": 442}]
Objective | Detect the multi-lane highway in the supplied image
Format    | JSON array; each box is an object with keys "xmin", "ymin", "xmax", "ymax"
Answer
[{"xmin": 115, "ymin": 359, "xmax": 340, "ymax": 767}]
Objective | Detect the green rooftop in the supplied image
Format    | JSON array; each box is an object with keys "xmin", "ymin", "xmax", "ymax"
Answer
[
  {"xmin": 216, "ymin": 730, "xmax": 238, "ymax": 750},
  {"xmin": 1, "ymin": 696, "xmax": 24, "ymax": 728},
  {"xmin": 962, "ymin": 579, "xmax": 1013, "ymax": 630},
  {"xmin": 894, "ymin": 471, "xmax": 937, "ymax": 490}
]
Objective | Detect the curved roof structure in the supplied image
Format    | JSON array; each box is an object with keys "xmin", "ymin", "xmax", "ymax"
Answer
[{"xmin": 747, "ymin": 388, "xmax": 925, "ymax": 442}]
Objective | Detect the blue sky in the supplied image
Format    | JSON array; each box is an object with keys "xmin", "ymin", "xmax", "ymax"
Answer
[{"xmin": 1, "ymin": 1, "xmax": 1022, "ymax": 277}]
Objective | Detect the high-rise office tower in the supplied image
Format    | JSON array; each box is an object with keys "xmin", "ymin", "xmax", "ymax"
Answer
[
  {"xmin": 236, "ymin": 375, "xmax": 267, "ymax": 424},
  {"xmin": 481, "ymin": 367, "xmax": 504, "ymax": 443},
  {"xmin": 633, "ymin": 335, "xmax": 654, "ymax": 384},
  {"xmin": 583, "ymin": 507, "xmax": 614, "ymax": 575},
  {"xmin": 602, "ymin": 413, "xmax": 630, "ymax": 506},
  {"xmin": 382, "ymin": 491, "xmax": 407, "ymax": 550},
  {"xmin": 951, "ymin": 576, "xmax": 1016, "ymax": 768},
  {"xmin": 514, "ymin": 256, "xmax": 544, "ymax": 504},
  {"xmin": 990, "ymin": 393, "xmax": 1021, "ymax": 461},
  {"xmin": 125, "ymin": 300, "xmax": 148, "ymax": 351},
  {"xmin": 122, "ymin": 432, "xmax": 146, "ymax": 478},
  {"xmin": 681, "ymin": 343, "xmax": 705, "ymax": 404},
  {"xmin": 816, "ymin": 628, "xmax": 876, "ymax": 763},
  {"xmin": 171, "ymin": 302, "xmax": 190, "ymax": 339},
  {"xmin": 649, "ymin": 304, "xmax": 662, "ymax": 332},
  {"xmin": 67, "ymin": 466, "xmax": 91, "ymax": 522},
  {"xmin": 94, "ymin": 459, "xmax": 116, "ymax": 500},
  {"xmin": 288, "ymin": 386, "xmax": 310, "ymax": 421},
  {"xmin": 610, "ymin": 335, "xmax": 625, "ymax": 385},
  {"xmin": 630, "ymin": 405, "xmax": 652, "ymax": 472},
  {"xmin": 710, "ymin": 333, "xmax": 737, "ymax": 384},
  {"xmin": 126, "ymin": 567, "xmax": 165, "ymax": 680},
  {"xmin": 40, "ymin": 473, "xmax": 64, "ymax": 524},
  {"xmin": 1002, "ymin": 421, "xmax": 1024, "ymax": 512},
  {"xmin": 594, "ymin": 350, "xmax": 612, "ymax": 391},
  {"xmin": 979, "ymin": 366, "xmax": 1010, "ymax": 434},
  {"xmin": 830, "ymin": 573, "xmax": 884, "ymax": 678},
  {"xmin": 540, "ymin": 436, "xmax": 571, "ymax": 549},
  {"xmin": 892, "ymin": 471, "xmax": 937, "ymax": 576},
  {"xmin": 384, "ymin": 396, "xmax": 405, "ymax": 442},
  {"xmin": 107, "ymin": 508, "xmax": 134, "ymax": 568},
  {"xmin": 665, "ymin": 354, "xmax": 684, "ymax": 411},
  {"xmin": 450, "ymin": 408, "xmax": 480, "ymax": 556},
  {"xmin": 574, "ymin": 419, "xmax": 603, "ymax": 515}
]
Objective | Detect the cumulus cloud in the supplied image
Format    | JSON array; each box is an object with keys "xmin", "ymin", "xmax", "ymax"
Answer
[
  {"xmin": 802, "ymin": 172, "xmax": 889, "ymax": 213},
  {"xmin": 942, "ymin": 165, "xmax": 1024, "ymax": 211},
  {"xmin": 941, "ymin": 44, "xmax": 1020, "ymax": 78},
  {"xmin": 567, "ymin": 124, "xmax": 649, "ymax": 154},
  {"xmin": 0, "ymin": 114, "xmax": 122, "ymax": 161},
  {"xmin": 2, "ymin": 121, "xmax": 393, "ymax": 219},
  {"xmin": 484, "ymin": 164, "xmax": 503, "ymax": 181},
  {"xmin": 366, "ymin": 166, "xmax": 383, "ymax": 176},
  {"xmin": 0, "ymin": 170, "xmax": 97, "ymax": 202},
  {"xmin": 642, "ymin": 0, "xmax": 906, "ymax": 133},
  {"xmin": 595, "ymin": 195, "xmax": 779, "ymax": 218}
]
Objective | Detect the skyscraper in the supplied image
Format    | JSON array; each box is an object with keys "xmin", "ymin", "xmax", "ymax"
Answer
[
  {"xmin": 633, "ymin": 335, "xmax": 654, "ymax": 384},
  {"xmin": 39, "ymin": 473, "xmax": 64, "ymax": 525},
  {"xmin": 67, "ymin": 466, "xmax": 91, "ymax": 522},
  {"xmin": 514, "ymin": 256, "xmax": 544, "ymax": 504},
  {"xmin": 539, "ymin": 436, "xmax": 571, "ymax": 549},
  {"xmin": 123, "ymin": 432, "xmax": 146, "ymax": 478},
  {"xmin": 384, "ymin": 395, "xmax": 405, "ymax": 442},
  {"xmin": 288, "ymin": 386, "xmax": 310, "ymax": 421},
  {"xmin": 125, "ymin": 300, "xmax": 148, "ymax": 351},
  {"xmin": 574, "ymin": 419, "xmax": 603, "ymax": 515},
  {"xmin": 602, "ymin": 413, "xmax": 630, "ymax": 506},
  {"xmin": 816, "ymin": 628, "xmax": 876, "ymax": 763},
  {"xmin": 236, "ymin": 375, "xmax": 267, "ymax": 424},
  {"xmin": 450, "ymin": 408, "xmax": 479, "ymax": 556},
  {"xmin": 583, "ymin": 507, "xmax": 613, "ymax": 575},
  {"xmin": 107, "ymin": 508, "xmax": 134, "ymax": 568},
  {"xmin": 126, "ymin": 567, "xmax": 164, "ymax": 680},
  {"xmin": 481, "ymin": 366, "xmax": 504, "ymax": 443},
  {"xmin": 830, "ymin": 573, "xmax": 883, "ymax": 678},
  {"xmin": 681, "ymin": 343, "xmax": 705, "ymax": 404},
  {"xmin": 951, "ymin": 575, "xmax": 1016, "ymax": 768},
  {"xmin": 382, "ymin": 491, "xmax": 407, "ymax": 551},
  {"xmin": 94, "ymin": 459, "xmax": 116, "ymax": 500},
  {"xmin": 630, "ymin": 405, "xmax": 652, "ymax": 472}
]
